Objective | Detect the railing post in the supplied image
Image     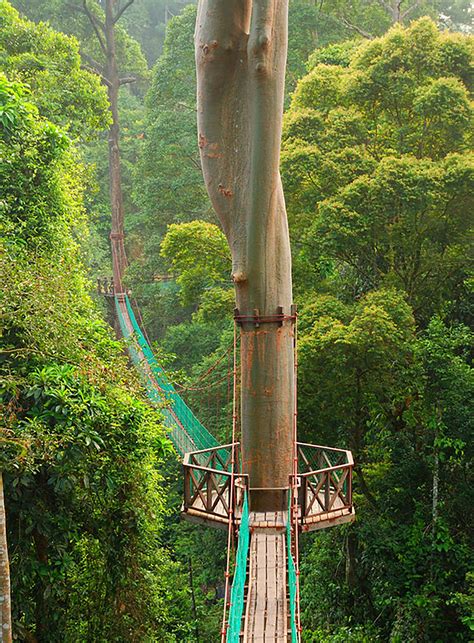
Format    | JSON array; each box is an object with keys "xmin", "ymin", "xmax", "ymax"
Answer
[
  {"xmin": 318, "ymin": 450, "xmax": 324, "ymax": 470},
  {"xmin": 207, "ymin": 470, "xmax": 212, "ymax": 512},
  {"xmin": 324, "ymin": 471, "xmax": 330, "ymax": 511},
  {"xmin": 184, "ymin": 465, "xmax": 191, "ymax": 509},
  {"xmin": 300, "ymin": 476, "xmax": 307, "ymax": 525},
  {"xmin": 348, "ymin": 465, "xmax": 352, "ymax": 508},
  {"xmin": 230, "ymin": 475, "xmax": 235, "ymax": 520}
]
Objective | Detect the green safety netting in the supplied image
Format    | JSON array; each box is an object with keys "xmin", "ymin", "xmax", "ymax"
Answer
[
  {"xmin": 287, "ymin": 494, "xmax": 299, "ymax": 642},
  {"xmin": 115, "ymin": 294, "xmax": 220, "ymax": 456},
  {"xmin": 227, "ymin": 493, "xmax": 250, "ymax": 642}
]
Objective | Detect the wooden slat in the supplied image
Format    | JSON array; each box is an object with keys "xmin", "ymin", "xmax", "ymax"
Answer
[{"xmin": 243, "ymin": 512, "xmax": 288, "ymax": 641}]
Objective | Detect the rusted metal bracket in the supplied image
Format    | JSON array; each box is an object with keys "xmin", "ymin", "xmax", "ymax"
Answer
[{"xmin": 234, "ymin": 305, "xmax": 297, "ymax": 327}]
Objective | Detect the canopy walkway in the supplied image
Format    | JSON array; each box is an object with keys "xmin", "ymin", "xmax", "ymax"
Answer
[
  {"xmin": 243, "ymin": 513, "xmax": 290, "ymax": 641},
  {"xmin": 182, "ymin": 442, "xmax": 354, "ymax": 640},
  {"xmin": 114, "ymin": 292, "xmax": 219, "ymax": 456},
  {"xmin": 111, "ymin": 290, "xmax": 355, "ymax": 641}
]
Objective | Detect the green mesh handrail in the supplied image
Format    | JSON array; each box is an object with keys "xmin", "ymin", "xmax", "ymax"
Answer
[
  {"xmin": 114, "ymin": 294, "xmax": 220, "ymax": 455},
  {"xmin": 227, "ymin": 493, "xmax": 249, "ymax": 642},
  {"xmin": 287, "ymin": 494, "xmax": 299, "ymax": 642}
]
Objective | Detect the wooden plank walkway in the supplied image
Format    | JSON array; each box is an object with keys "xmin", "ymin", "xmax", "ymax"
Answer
[{"xmin": 243, "ymin": 512, "xmax": 288, "ymax": 642}]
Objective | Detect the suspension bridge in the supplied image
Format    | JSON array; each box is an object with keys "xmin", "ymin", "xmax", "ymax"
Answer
[{"xmin": 111, "ymin": 290, "xmax": 355, "ymax": 641}]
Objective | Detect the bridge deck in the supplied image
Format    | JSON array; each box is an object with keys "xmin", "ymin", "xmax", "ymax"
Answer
[{"xmin": 243, "ymin": 512, "xmax": 288, "ymax": 642}]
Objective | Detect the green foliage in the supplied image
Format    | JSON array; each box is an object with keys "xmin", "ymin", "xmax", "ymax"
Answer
[
  {"xmin": 287, "ymin": 0, "xmax": 340, "ymax": 97},
  {"xmin": 9, "ymin": 0, "xmax": 149, "ymax": 83},
  {"xmin": 119, "ymin": 0, "xmax": 193, "ymax": 66},
  {"xmin": 449, "ymin": 572, "xmax": 474, "ymax": 633},
  {"xmin": 0, "ymin": 0, "xmax": 116, "ymax": 281},
  {"xmin": 303, "ymin": 624, "xmax": 382, "ymax": 642},
  {"xmin": 0, "ymin": 2, "xmax": 110, "ymax": 137},
  {"xmin": 283, "ymin": 19, "xmax": 473, "ymax": 320},
  {"xmin": 314, "ymin": 154, "xmax": 473, "ymax": 318},
  {"xmin": 298, "ymin": 289, "xmax": 416, "ymax": 446},
  {"xmin": 12, "ymin": 0, "xmax": 187, "ymax": 68},
  {"xmin": 298, "ymin": 312, "xmax": 473, "ymax": 640},
  {"xmin": 0, "ymin": 75, "xmax": 194, "ymax": 640},
  {"xmin": 290, "ymin": 19, "xmax": 473, "ymax": 641},
  {"xmin": 3, "ymin": 3, "xmax": 472, "ymax": 640},
  {"xmin": 129, "ymin": 5, "xmax": 210, "ymax": 300},
  {"xmin": 314, "ymin": 0, "xmax": 473, "ymax": 39},
  {"xmin": 0, "ymin": 73, "xmax": 34, "ymax": 131},
  {"xmin": 160, "ymin": 221, "xmax": 231, "ymax": 306},
  {"xmin": 2, "ymin": 364, "xmax": 184, "ymax": 641},
  {"xmin": 0, "ymin": 75, "xmax": 82, "ymax": 251},
  {"xmin": 4, "ymin": 0, "xmax": 150, "ymax": 281},
  {"xmin": 307, "ymin": 40, "xmax": 361, "ymax": 70}
]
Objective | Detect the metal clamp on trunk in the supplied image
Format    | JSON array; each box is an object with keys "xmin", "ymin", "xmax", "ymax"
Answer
[{"xmin": 234, "ymin": 305, "xmax": 297, "ymax": 327}]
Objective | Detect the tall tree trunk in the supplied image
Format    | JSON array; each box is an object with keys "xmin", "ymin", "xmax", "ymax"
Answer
[
  {"xmin": 432, "ymin": 409, "xmax": 441, "ymax": 525},
  {"xmin": 432, "ymin": 450, "xmax": 439, "ymax": 523},
  {"xmin": 33, "ymin": 529, "xmax": 48, "ymax": 641},
  {"xmin": 195, "ymin": 0, "xmax": 293, "ymax": 510},
  {"xmin": 345, "ymin": 531, "xmax": 357, "ymax": 590},
  {"xmin": 105, "ymin": 0, "xmax": 127, "ymax": 294},
  {"xmin": 0, "ymin": 474, "xmax": 12, "ymax": 643},
  {"xmin": 188, "ymin": 557, "xmax": 200, "ymax": 641},
  {"xmin": 80, "ymin": 1, "xmax": 137, "ymax": 294}
]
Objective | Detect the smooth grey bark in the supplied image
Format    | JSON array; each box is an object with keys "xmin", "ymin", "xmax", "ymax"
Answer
[
  {"xmin": 0, "ymin": 474, "xmax": 12, "ymax": 643},
  {"xmin": 195, "ymin": 0, "xmax": 293, "ymax": 510}
]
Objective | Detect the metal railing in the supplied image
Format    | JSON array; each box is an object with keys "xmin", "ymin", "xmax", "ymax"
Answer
[
  {"xmin": 297, "ymin": 443, "xmax": 353, "ymax": 525},
  {"xmin": 115, "ymin": 293, "xmax": 219, "ymax": 455},
  {"xmin": 287, "ymin": 490, "xmax": 300, "ymax": 642},
  {"xmin": 226, "ymin": 493, "xmax": 250, "ymax": 641},
  {"xmin": 183, "ymin": 443, "xmax": 248, "ymax": 523}
]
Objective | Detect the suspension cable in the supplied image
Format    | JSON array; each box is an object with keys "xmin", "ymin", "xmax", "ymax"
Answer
[
  {"xmin": 131, "ymin": 296, "xmax": 153, "ymax": 348},
  {"xmin": 292, "ymin": 308, "xmax": 302, "ymax": 638},
  {"xmin": 221, "ymin": 319, "xmax": 239, "ymax": 641},
  {"xmin": 176, "ymin": 374, "xmax": 229, "ymax": 393},
  {"xmin": 126, "ymin": 298, "xmax": 233, "ymax": 394},
  {"xmin": 178, "ymin": 344, "xmax": 233, "ymax": 388}
]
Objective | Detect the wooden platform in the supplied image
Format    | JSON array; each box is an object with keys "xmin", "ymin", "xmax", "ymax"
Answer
[
  {"xmin": 182, "ymin": 484, "xmax": 354, "ymax": 532},
  {"xmin": 302, "ymin": 505, "xmax": 354, "ymax": 531},
  {"xmin": 301, "ymin": 489, "xmax": 354, "ymax": 532},
  {"xmin": 243, "ymin": 512, "xmax": 288, "ymax": 642}
]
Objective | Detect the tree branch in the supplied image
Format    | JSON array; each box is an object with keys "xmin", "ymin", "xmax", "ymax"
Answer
[
  {"xmin": 80, "ymin": 51, "xmax": 105, "ymax": 75},
  {"xmin": 339, "ymin": 14, "xmax": 374, "ymax": 39},
  {"xmin": 80, "ymin": 51, "xmax": 111, "ymax": 86},
  {"xmin": 82, "ymin": 0, "xmax": 107, "ymax": 53},
  {"xmin": 377, "ymin": 0, "xmax": 394, "ymax": 16},
  {"xmin": 89, "ymin": 68, "xmax": 112, "ymax": 87},
  {"xmin": 119, "ymin": 76, "xmax": 137, "ymax": 85},
  {"xmin": 400, "ymin": 0, "xmax": 421, "ymax": 21},
  {"xmin": 114, "ymin": 0, "xmax": 134, "ymax": 24},
  {"xmin": 395, "ymin": 0, "xmax": 403, "ymax": 21}
]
